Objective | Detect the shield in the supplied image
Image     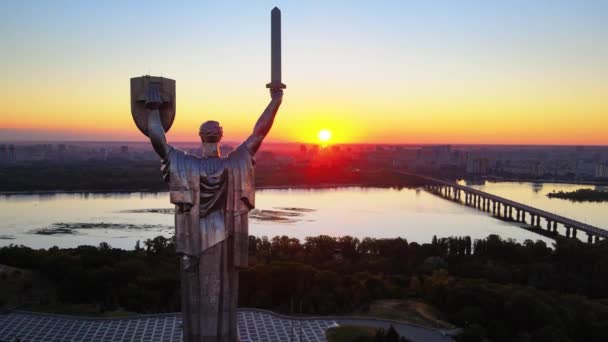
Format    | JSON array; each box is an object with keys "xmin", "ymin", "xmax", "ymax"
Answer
[{"xmin": 130, "ymin": 76, "xmax": 176, "ymax": 136}]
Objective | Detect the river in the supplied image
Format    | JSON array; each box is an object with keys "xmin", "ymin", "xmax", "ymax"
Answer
[{"xmin": 0, "ymin": 182, "xmax": 605, "ymax": 250}]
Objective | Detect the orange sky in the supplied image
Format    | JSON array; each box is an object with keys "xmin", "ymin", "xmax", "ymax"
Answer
[{"xmin": 1, "ymin": 1, "xmax": 607, "ymax": 145}]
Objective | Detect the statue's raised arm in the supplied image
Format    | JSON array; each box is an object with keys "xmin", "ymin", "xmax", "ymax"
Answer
[
  {"xmin": 244, "ymin": 89, "xmax": 283, "ymax": 155},
  {"xmin": 145, "ymin": 86, "xmax": 171, "ymax": 159}
]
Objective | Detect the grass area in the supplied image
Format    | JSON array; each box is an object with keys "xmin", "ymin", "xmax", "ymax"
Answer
[
  {"xmin": 326, "ymin": 325, "xmax": 379, "ymax": 342},
  {"xmin": 0, "ymin": 264, "xmax": 54, "ymax": 310},
  {"xmin": 356, "ymin": 299, "xmax": 454, "ymax": 329},
  {"xmin": 0, "ymin": 264, "xmax": 138, "ymax": 317}
]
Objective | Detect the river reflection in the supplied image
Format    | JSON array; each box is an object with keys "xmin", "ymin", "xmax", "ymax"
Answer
[{"xmin": 2, "ymin": 184, "xmax": 603, "ymax": 250}]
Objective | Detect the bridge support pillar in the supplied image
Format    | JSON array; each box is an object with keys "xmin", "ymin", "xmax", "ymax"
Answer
[
  {"xmin": 508, "ymin": 206, "xmax": 513, "ymax": 219},
  {"xmin": 553, "ymin": 221, "xmax": 557, "ymax": 233},
  {"xmin": 595, "ymin": 236, "xmax": 600, "ymax": 243},
  {"xmin": 536, "ymin": 215, "xmax": 541, "ymax": 227},
  {"xmin": 573, "ymin": 228, "xmax": 577, "ymax": 239},
  {"xmin": 588, "ymin": 233, "xmax": 593, "ymax": 244},
  {"xmin": 546, "ymin": 220, "xmax": 551, "ymax": 231},
  {"xmin": 521, "ymin": 211, "xmax": 526, "ymax": 223},
  {"xmin": 565, "ymin": 226, "xmax": 571, "ymax": 238}
]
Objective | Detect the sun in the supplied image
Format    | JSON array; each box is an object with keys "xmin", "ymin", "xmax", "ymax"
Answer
[{"xmin": 318, "ymin": 129, "xmax": 332, "ymax": 143}]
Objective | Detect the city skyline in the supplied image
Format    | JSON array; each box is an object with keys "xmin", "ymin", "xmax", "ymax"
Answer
[{"xmin": 1, "ymin": 0, "xmax": 607, "ymax": 145}]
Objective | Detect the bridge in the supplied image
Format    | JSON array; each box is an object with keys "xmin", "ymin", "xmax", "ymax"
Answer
[{"xmin": 395, "ymin": 171, "xmax": 608, "ymax": 243}]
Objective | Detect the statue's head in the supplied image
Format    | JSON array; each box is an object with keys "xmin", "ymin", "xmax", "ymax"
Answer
[{"xmin": 199, "ymin": 120, "xmax": 223, "ymax": 144}]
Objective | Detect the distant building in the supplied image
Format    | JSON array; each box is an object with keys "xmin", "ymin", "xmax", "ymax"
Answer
[
  {"xmin": 8, "ymin": 145, "xmax": 16, "ymax": 162},
  {"xmin": 466, "ymin": 158, "xmax": 489, "ymax": 175},
  {"xmin": 596, "ymin": 163, "xmax": 608, "ymax": 179},
  {"xmin": 0, "ymin": 145, "xmax": 6, "ymax": 162}
]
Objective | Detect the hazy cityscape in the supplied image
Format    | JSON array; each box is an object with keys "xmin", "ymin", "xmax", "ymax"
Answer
[{"xmin": 3, "ymin": 141, "xmax": 608, "ymax": 182}]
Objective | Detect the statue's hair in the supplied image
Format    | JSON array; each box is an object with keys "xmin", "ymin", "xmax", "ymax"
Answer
[{"xmin": 199, "ymin": 121, "xmax": 223, "ymax": 143}]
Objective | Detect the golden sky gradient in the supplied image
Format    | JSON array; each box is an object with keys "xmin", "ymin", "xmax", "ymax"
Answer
[{"xmin": 1, "ymin": 1, "xmax": 607, "ymax": 145}]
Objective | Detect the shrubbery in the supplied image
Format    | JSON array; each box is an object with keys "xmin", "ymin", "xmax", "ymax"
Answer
[{"xmin": 1, "ymin": 234, "xmax": 607, "ymax": 341}]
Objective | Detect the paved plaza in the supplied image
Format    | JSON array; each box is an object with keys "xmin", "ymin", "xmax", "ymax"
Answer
[{"xmin": 0, "ymin": 310, "xmax": 338, "ymax": 342}]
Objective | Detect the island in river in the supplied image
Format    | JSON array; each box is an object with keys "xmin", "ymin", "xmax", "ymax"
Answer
[{"xmin": 547, "ymin": 188, "xmax": 608, "ymax": 202}]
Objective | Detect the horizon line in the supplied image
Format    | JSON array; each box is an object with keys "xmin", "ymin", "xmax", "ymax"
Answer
[{"xmin": 1, "ymin": 139, "xmax": 608, "ymax": 148}]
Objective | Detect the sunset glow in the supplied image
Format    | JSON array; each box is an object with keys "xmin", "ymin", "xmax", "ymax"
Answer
[{"xmin": 0, "ymin": 1, "xmax": 607, "ymax": 145}]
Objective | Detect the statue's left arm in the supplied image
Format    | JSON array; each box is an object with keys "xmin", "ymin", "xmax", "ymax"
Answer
[{"xmin": 244, "ymin": 89, "xmax": 283, "ymax": 155}]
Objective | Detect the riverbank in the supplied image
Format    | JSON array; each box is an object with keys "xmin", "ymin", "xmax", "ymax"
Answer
[
  {"xmin": 0, "ymin": 183, "xmax": 377, "ymax": 196},
  {"xmin": 0, "ymin": 161, "xmax": 424, "ymax": 193}
]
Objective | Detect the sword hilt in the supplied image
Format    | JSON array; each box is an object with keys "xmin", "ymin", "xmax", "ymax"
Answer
[{"xmin": 266, "ymin": 81, "xmax": 286, "ymax": 90}]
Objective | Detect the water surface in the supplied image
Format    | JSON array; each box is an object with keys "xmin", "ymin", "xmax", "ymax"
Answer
[{"xmin": 1, "ymin": 183, "xmax": 603, "ymax": 250}]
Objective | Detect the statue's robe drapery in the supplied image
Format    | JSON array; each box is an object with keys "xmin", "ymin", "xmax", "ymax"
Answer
[{"xmin": 162, "ymin": 144, "xmax": 255, "ymax": 342}]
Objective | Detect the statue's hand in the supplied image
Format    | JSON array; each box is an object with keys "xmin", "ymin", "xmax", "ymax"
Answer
[
  {"xmin": 145, "ymin": 85, "xmax": 163, "ymax": 110},
  {"xmin": 270, "ymin": 88, "xmax": 283, "ymax": 101}
]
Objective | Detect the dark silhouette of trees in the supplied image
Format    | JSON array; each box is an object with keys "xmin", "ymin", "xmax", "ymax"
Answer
[{"xmin": 1, "ymin": 233, "xmax": 607, "ymax": 342}]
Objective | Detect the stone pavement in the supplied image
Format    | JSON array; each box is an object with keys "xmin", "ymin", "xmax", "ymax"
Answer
[{"xmin": 0, "ymin": 310, "xmax": 338, "ymax": 342}]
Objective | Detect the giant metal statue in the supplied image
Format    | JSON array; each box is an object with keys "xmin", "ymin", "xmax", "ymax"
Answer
[{"xmin": 130, "ymin": 8, "xmax": 285, "ymax": 341}]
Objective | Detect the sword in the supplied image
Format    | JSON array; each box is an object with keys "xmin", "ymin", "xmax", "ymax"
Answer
[{"xmin": 266, "ymin": 7, "xmax": 286, "ymax": 90}]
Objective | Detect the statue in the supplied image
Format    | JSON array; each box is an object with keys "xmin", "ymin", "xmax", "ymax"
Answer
[
  {"xmin": 131, "ymin": 8, "xmax": 285, "ymax": 341},
  {"xmin": 150, "ymin": 86, "xmax": 281, "ymax": 342}
]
